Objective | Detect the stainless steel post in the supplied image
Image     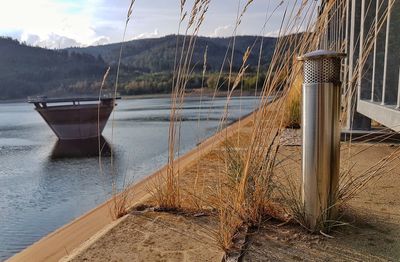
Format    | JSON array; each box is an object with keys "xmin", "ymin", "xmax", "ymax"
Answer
[{"xmin": 298, "ymin": 50, "xmax": 345, "ymax": 231}]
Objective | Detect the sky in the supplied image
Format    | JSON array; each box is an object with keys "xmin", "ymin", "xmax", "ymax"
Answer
[{"xmin": 0, "ymin": 0, "xmax": 315, "ymax": 49}]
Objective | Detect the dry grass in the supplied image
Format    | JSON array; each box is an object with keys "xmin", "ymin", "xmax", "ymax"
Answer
[
  {"xmin": 283, "ymin": 63, "xmax": 302, "ymax": 129},
  {"xmin": 205, "ymin": 0, "xmax": 397, "ymax": 243},
  {"xmin": 99, "ymin": 0, "xmax": 136, "ymax": 220},
  {"xmin": 215, "ymin": 204, "xmax": 243, "ymax": 253},
  {"xmin": 109, "ymin": 189, "xmax": 130, "ymax": 220},
  {"xmin": 151, "ymin": 0, "xmax": 211, "ymax": 210},
  {"xmin": 143, "ymin": 0, "xmax": 399, "ymax": 247},
  {"xmin": 107, "ymin": 0, "xmax": 400, "ymax": 256},
  {"xmin": 96, "ymin": 66, "xmax": 131, "ymax": 220},
  {"xmin": 183, "ymin": 0, "xmax": 321, "ymax": 250}
]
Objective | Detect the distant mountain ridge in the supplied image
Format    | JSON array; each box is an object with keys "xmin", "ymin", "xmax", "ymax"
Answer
[
  {"xmin": 68, "ymin": 35, "xmax": 276, "ymax": 72},
  {"xmin": 0, "ymin": 35, "xmax": 276, "ymax": 100}
]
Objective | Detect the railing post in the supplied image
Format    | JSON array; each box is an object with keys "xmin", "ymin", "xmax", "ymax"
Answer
[
  {"xmin": 382, "ymin": 0, "xmax": 393, "ymax": 105},
  {"xmin": 298, "ymin": 50, "xmax": 346, "ymax": 232},
  {"xmin": 346, "ymin": 0, "xmax": 371, "ymax": 130},
  {"xmin": 397, "ymin": 67, "xmax": 400, "ymax": 109},
  {"xmin": 371, "ymin": 0, "xmax": 380, "ymax": 102}
]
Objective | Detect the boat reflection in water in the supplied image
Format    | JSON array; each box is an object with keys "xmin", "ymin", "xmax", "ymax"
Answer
[{"xmin": 50, "ymin": 136, "xmax": 111, "ymax": 159}]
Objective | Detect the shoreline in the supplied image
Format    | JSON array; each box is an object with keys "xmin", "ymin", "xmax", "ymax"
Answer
[
  {"xmin": 121, "ymin": 89, "xmax": 259, "ymax": 100},
  {"xmin": 7, "ymin": 109, "xmax": 256, "ymax": 262},
  {"xmin": 0, "ymin": 89, "xmax": 259, "ymax": 104}
]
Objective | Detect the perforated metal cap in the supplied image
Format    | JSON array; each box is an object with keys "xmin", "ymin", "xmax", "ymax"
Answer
[{"xmin": 298, "ymin": 50, "xmax": 346, "ymax": 84}]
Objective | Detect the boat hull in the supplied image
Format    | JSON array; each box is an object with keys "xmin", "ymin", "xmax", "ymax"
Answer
[{"xmin": 36, "ymin": 104, "xmax": 113, "ymax": 140}]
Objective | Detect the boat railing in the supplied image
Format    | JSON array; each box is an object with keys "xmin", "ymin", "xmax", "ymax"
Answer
[{"xmin": 27, "ymin": 95, "xmax": 121, "ymax": 109}]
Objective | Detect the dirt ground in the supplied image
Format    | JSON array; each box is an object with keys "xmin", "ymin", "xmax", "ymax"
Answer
[
  {"xmin": 69, "ymin": 211, "xmax": 224, "ymax": 262},
  {"xmin": 242, "ymin": 211, "xmax": 400, "ymax": 261},
  {"xmin": 242, "ymin": 141, "xmax": 400, "ymax": 261},
  {"xmin": 67, "ymin": 119, "xmax": 400, "ymax": 261}
]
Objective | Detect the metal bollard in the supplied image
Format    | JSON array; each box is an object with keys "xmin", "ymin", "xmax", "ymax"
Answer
[{"xmin": 298, "ymin": 50, "xmax": 346, "ymax": 231}]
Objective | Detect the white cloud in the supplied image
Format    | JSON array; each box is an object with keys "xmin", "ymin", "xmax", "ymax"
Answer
[
  {"xmin": 91, "ymin": 36, "xmax": 111, "ymax": 46},
  {"xmin": 264, "ymin": 30, "xmax": 280, "ymax": 38},
  {"xmin": 21, "ymin": 33, "xmax": 81, "ymax": 49},
  {"xmin": 20, "ymin": 33, "xmax": 41, "ymax": 45},
  {"xmin": 0, "ymin": 0, "xmax": 111, "ymax": 48},
  {"xmin": 210, "ymin": 25, "xmax": 234, "ymax": 37},
  {"xmin": 131, "ymin": 29, "xmax": 160, "ymax": 40},
  {"xmin": 20, "ymin": 33, "xmax": 111, "ymax": 49},
  {"xmin": 264, "ymin": 22, "xmax": 310, "ymax": 38}
]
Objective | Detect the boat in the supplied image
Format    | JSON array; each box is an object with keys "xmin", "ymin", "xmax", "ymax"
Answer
[{"xmin": 28, "ymin": 96, "xmax": 119, "ymax": 140}]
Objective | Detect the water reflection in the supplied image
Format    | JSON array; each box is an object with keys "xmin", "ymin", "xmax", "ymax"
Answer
[{"xmin": 50, "ymin": 136, "xmax": 111, "ymax": 159}]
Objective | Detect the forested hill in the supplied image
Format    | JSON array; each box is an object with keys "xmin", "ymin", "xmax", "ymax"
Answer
[
  {"xmin": 0, "ymin": 35, "xmax": 276, "ymax": 100},
  {"xmin": 0, "ymin": 37, "xmax": 107, "ymax": 100},
  {"xmin": 69, "ymin": 35, "xmax": 277, "ymax": 73}
]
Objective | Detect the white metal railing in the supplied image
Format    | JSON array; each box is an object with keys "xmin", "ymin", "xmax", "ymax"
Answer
[{"xmin": 322, "ymin": 0, "xmax": 400, "ymax": 131}]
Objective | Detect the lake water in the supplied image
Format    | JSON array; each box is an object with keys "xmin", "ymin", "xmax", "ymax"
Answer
[{"xmin": 0, "ymin": 96, "xmax": 259, "ymax": 260}]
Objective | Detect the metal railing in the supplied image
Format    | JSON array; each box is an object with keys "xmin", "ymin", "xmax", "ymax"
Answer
[{"xmin": 321, "ymin": 0, "xmax": 400, "ymax": 131}]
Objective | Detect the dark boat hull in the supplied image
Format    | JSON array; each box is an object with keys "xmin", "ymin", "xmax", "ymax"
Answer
[{"xmin": 36, "ymin": 104, "xmax": 113, "ymax": 140}]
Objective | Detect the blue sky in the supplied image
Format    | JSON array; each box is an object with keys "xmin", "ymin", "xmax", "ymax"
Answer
[{"xmin": 0, "ymin": 0, "xmax": 314, "ymax": 48}]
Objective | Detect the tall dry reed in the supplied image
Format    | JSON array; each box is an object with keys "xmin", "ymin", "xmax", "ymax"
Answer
[
  {"xmin": 99, "ymin": 0, "xmax": 136, "ymax": 220},
  {"xmin": 152, "ymin": 0, "xmax": 212, "ymax": 210}
]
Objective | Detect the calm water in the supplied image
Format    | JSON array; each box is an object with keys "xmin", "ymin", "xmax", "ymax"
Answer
[{"xmin": 0, "ymin": 96, "xmax": 258, "ymax": 260}]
